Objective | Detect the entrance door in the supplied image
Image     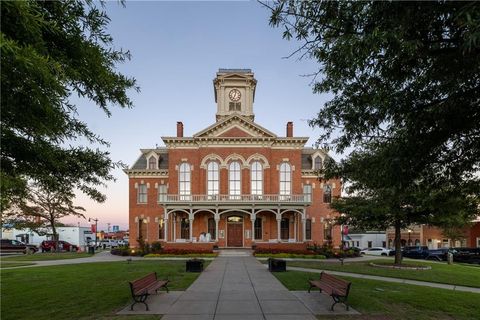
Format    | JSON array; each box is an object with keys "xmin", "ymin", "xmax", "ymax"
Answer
[{"xmin": 227, "ymin": 216, "xmax": 243, "ymax": 247}]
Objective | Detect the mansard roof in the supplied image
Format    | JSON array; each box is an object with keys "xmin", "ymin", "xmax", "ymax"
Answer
[{"xmin": 130, "ymin": 148, "xmax": 168, "ymax": 170}]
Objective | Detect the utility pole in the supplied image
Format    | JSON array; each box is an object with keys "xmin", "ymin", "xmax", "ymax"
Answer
[{"xmin": 88, "ymin": 218, "xmax": 99, "ymax": 248}]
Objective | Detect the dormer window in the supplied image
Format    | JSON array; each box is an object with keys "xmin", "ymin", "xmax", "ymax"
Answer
[
  {"xmin": 314, "ymin": 156, "xmax": 322, "ymax": 170},
  {"xmin": 148, "ymin": 156, "xmax": 157, "ymax": 169}
]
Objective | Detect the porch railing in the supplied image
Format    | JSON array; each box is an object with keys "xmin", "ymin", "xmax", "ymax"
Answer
[{"xmin": 160, "ymin": 194, "xmax": 309, "ymax": 203}]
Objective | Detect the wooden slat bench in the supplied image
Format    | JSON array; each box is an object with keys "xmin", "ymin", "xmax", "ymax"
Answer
[
  {"xmin": 308, "ymin": 272, "xmax": 351, "ymax": 311},
  {"xmin": 129, "ymin": 272, "xmax": 169, "ymax": 311}
]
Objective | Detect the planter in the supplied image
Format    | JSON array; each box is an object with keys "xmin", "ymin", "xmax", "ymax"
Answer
[
  {"xmin": 186, "ymin": 259, "xmax": 204, "ymax": 272},
  {"xmin": 268, "ymin": 258, "xmax": 286, "ymax": 272}
]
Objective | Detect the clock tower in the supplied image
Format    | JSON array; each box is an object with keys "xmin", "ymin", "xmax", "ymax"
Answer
[{"xmin": 213, "ymin": 69, "xmax": 257, "ymax": 122}]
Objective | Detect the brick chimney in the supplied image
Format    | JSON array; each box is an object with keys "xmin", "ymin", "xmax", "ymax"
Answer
[
  {"xmin": 286, "ymin": 121, "xmax": 293, "ymax": 137},
  {"xmin": 177, "ymin": 122, "xmax": 184, "ymax": 137}
]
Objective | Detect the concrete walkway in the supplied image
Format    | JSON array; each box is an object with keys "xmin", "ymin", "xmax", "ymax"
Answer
[
  {"xmin": 118, "ymin": 255, "xmax": 359, "ymax": 319},
  {"xmin": 287, "ymin": 266, "xmax": 480, "ymax": 294}
]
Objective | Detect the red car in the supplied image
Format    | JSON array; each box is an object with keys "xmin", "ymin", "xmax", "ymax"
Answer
[{"xmin": 40, "ymin": 240, "xmax": 78, "ymax": 252}]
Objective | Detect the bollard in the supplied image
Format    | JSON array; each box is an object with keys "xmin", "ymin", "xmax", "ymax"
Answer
[{"xmin": 447, "ymin": 252, "xmax": 453, "ymax": 265}]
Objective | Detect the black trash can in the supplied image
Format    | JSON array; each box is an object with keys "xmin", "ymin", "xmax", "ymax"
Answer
[
  {"xmin": 268, "ymin": 258, "xmax": 286, "ymax": 272},
  {"xmin": 88, "ymin": 246, "xmax": 95, "ymax": 254},
  {"xmin": 186, "ymin": 259, "xmax": 204, "ymax": 272}
]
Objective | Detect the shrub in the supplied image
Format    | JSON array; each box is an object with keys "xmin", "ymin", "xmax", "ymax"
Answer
[
  {"xmin": 150, "ymin": 241, "xmax": 162, "ymax": 253},
  {"xmin": 253, "ymin": 248, "xmax": 316, "ymax": 255}
]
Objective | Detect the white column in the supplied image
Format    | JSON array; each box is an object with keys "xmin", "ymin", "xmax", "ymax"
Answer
[
  {"xmin": 277, "ymin": 218, "xmax": 281, "ymax": 242},
  {"xmin": 215, "ymin": 219, "xmax": 220, "ymax": 241},
  {"xmin": 189, "ymin": 219, "xmax": 194, "ymax": 242},
  {"xmin": 302, "ymin": 219, "xmax": 307, "ymax": 242},
  {"xmin": 164, "ymin": 212, "xmax": 169, "ymax": 242},
  {"xmin": 251, "ymin": 209, "xmax": 256, "ymax": 243}
]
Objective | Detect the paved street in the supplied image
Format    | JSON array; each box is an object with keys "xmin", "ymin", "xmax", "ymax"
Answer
[{"xmin": 118, "ymin": 253, "xmax": 359, "ymax": 319}]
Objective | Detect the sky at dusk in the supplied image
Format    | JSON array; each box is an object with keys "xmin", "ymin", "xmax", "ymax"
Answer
[{"xmin": 65, "ymin": 1, "xmax": 336, "ymax": 231}]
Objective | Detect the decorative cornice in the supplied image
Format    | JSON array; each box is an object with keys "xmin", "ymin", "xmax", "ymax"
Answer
[{"xmin": 124, "ymin": 169, "xmax": 169, "ymax": 177}]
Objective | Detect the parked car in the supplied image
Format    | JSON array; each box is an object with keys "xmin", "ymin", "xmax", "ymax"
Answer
[
  {"xmin": 98, "ymin": 239, "xmax": 119, "ymax": 249},
  {"xmin": 402, "ymin": 246, "xmax": 430, "ymax": 259},
  {"xmin": 1, "ymin": 239, "xmax": 38, "ymax": 254},
  {"xmin": 360, "ymin": 247, "xmax": 392, "ymax": 256},
  {"xmin": 40, "ymin": 240, "xmax": 78, "ymax": 252},
  {"xmin": 452, "ymin": 247, "xmax": 480, "ymax": 264},
  {"xmin": 425, "ymin": 248, "xmax": 452, "ymax": 261}
]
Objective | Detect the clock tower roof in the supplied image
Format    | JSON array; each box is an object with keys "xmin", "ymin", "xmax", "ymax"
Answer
[{"xmin": 213, "ymin": 69, "xmax": 257, "ymax": 122}]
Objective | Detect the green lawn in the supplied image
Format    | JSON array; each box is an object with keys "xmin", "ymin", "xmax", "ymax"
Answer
[
  {"xmin": 279, "ymin": 259, "xmax": 480, "ymax": 288},
  {"xmin": 1, "ymin": 260, "xmax": 207, "ymax": 320},
  {"xmin": 3, "ymin": 252, "xmax": 93, "ymax": 261},
  {"xmin": 0, "ymin": 261, "xmax": 36, "ymax": 268},
  {"xmin": 274, "ymin": 270, "xmax": 480, "ymax": 320}
]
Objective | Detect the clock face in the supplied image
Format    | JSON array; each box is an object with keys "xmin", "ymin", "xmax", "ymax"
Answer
[{"xmin": 229, "ymin": 89, "xmax": 241, "ymax": 102}]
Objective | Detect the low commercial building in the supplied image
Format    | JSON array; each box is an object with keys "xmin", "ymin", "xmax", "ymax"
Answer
[{"xmin": 1, "ymin": 226, "xmax": 95, "ymax": 247}]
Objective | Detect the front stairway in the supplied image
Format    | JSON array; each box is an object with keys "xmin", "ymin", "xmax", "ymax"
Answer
[{"xmin": 218, "ymin": 249, "xmax": 252, "ymax": 257}]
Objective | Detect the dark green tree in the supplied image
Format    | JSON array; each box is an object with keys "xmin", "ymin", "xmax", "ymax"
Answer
[
  {"xmin": 5, "ymin": 182, "xmax": 86, "ymax": 252},
  {"xmin": 265, "ymin": 1, "xmax": 480, "ymax": 263},
  {"xmin": 1, "ymin": 1, "xmax": 138, "ymax": 211}
]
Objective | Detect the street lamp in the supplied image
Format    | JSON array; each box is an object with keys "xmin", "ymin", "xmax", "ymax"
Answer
[
  {"xmin": 407, "ymin": 229, "xmax": 412, "ymax": 245},
  {"xmin": 88, "ymin": 217, "xmax": 99, "ymax": 248}
]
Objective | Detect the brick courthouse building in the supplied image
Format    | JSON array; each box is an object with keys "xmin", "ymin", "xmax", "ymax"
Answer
[{"xmin": 125, "ymin": 69, "xmax": 342, "ymax": 250}]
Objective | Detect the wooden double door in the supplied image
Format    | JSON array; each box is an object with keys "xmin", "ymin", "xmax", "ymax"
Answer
[{"xmin": 227, "ymin": 216, "xmax": 243, "ymax": 247}]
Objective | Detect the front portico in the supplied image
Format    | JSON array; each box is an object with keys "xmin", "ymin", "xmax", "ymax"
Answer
[{"xmin": 160, "ymin": 194, "xmax": 309, "ymax": 248}]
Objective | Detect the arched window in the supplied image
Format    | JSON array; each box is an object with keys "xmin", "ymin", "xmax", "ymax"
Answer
[
  {"xmin": 323, "ymin": 184, "xmax": 332, "ymax": 203},
  {"xmin": 229, "ymin": 161, "xmax": 241, "ymax": 199},
  {"xmin": 279, "ymin": 163, "xmax": 291, "ymax": 199},
  {"xmin": 148, "ymin": 156, "xmax": 157, "ymax": 169},
  {"xmin": 250, "ymin": 161, "xmax": 263, "ymax": 196},
  {"xmin": 179, "ymin": 163, "xmax": 191, "ymax": 200},
  {"xmin": 207, "ymin": 161, "xmax": 219, "ymax": 198},
  {"xmin": 314, "ymin": 156, "xmax": 322, "ymax": 170}
]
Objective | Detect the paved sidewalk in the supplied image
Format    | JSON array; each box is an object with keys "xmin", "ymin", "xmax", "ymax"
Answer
[
  {"xmin": 1, "ymin": 251, "xmax": 215, "ymax": 269},
  {"xmin": 288, "ymin": 266, "xmax": 480, "ymax": 294},
  {"xmin": 118, "ymin": 255, "xmax": 359, "ymax": 319}
]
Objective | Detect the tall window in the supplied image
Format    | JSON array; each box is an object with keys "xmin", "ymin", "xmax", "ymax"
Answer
[
  {"xmin": 324, "ymin": 222, "xmax": 332, "ymax": 241},
  {"xmin": 279, "ymin": 162, "xmax": 291, "ymax": 199},
  {"xmin": 208, "ymin": 218, "xmax": 216, "ymax": 240},
  {"xmin": 179, "ymin": 163, "xmax": 191, "ymax": 200},
  {"xmin": 138, "ymin": 218, "xmax": 147, "ymax": 239},
  {"xmin": 229, "ymin": 161, "xmax": 241, "ymax": 199},
  {"xmin": 323, "ymin": 184, "xmax": 332, "ymax": 203},
  {"xmin": 180, "ymin": 218, "xmax": 189, "ymax": 239},
  {"xmin": 148, "ymin": 156, "xmax": 157, "ymax": 169},
  {"xmin": 207, "ymin": 161, "xmax": 219, "ymax": 199},
  {"xmin": 138, "ymin": 183, "xmax": 147, "ymax": 203},
  {"xmin": 306, "ymin": 219, "xmax": 312, "ymax": 240},
  {"xmin": 158, "ymin": 218, "xmax": 164, "ymax": 240},
  {"xmin": 254, "ymin": 217, "xmax": 262, "ymax": 240},
  {"xmin": 250, "ymin": 161, "xmax": 263, "ymax": 196},
  {"xmin": 303, "ymin": 184, "xmax": 312, "ymax": 202},
  {"xmin": 158, "ymin": 185, "xmax": 167, "ymax": 202},
  {"xmin": 314, "ymin": 156, "xmax": 322, "ymax": 170}
]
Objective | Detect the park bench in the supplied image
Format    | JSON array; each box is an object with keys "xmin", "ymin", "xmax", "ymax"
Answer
[
  {"xmin": 129, "ymin": 272, "xmax": 169, "ymax": 311},
  {"xmin": 308, "ymin": 272, "xmax": 351, "ymax": 311}
]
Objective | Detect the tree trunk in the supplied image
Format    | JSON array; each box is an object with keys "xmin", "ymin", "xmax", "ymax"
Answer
[
  {"xmin": 394, "ymin": 222, "xmax": 402, "ymax": 265},
  {"xmin": 51, "ymin": 221, "xmax": 59, "ymax": 253}
]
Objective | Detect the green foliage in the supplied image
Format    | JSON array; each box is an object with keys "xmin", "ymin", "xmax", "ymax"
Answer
[
  {"xmin": 0, "ymin": 0, "xmax": 138, "ymax": 210},
  {"xmin": 265, "ymin": 1, "xmax": 480, "ymax": 264}
]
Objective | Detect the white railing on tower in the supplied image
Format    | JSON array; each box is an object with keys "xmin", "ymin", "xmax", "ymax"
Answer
[{"xmin": 162, "ymin": 194, "xmax": 308, "ymax": 203}]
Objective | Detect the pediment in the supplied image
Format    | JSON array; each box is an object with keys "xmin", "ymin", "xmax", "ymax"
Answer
[{"xmin": 193, "ymin": 115, "xmax": 277, "ymax": 138}]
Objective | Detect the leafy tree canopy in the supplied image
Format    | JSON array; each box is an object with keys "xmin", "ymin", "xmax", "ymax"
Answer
[
  {"xmin": 266, "ymin": 1, "xmax": 480, "ymax": 262},
  {"xmin": 267, "ymin": 1, "xmax": 480, "ymax": 191},
  {"xmin": 1, "ymin": 0, "xmax": 138, "ymax": 210}
]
